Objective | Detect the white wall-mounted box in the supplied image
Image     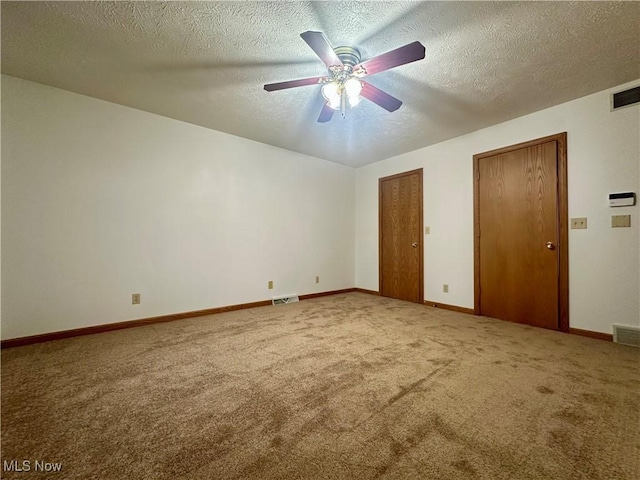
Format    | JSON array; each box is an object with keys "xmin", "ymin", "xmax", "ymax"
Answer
[{"xmin": 609, "ymin": 192, "xmax": 636, "ymax": 207}]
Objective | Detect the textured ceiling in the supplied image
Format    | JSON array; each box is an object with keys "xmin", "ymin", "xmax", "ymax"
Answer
[{"xmin": 2, "ymin": 1, "xmax": 639, "ymax": 167}]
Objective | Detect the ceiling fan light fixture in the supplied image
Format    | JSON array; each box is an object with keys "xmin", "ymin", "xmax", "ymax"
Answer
[
  {"xmin": 344, "ymin": 77, "xmax": 363, "ymax": 102},
  {"xmin": 321, "ymin": 81, "xmax": 342, "ymax": 109},
  {"xmin": 344, "ymin": 77, "xmax": 362, "ymax": 96},
  {"xmin": 322, "ymin": 76, "xmax": 363, "ymax": 111},
  {"xmin": 348, "ymin": 94, "xmax": 362, "ymax": 107},
  {"xmin": 328, "ymin": 97, "xmax": 342, "ymax": 110}
]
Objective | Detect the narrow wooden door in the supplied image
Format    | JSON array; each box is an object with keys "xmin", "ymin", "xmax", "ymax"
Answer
[
  {"xmin": 474, "ymin": 134, "xmax": 568, "ymax": 331},
  {"xmin": 379, "ymin": 169, "xmax": 423, "ymax": 303}
]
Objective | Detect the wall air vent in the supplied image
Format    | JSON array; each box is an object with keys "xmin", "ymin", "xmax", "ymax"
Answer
[
  {"xmin": 611, "ymin": 86, "xmax": 640, "ymax": 111},
  {"xmin": 272, "ymin": 295, "xmax": 299, "ymax": 305},
  {"xmin": 613, "ymin": 324, "xmax": 640, "ymax": 348}
]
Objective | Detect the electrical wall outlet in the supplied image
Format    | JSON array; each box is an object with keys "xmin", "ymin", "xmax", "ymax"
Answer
[
  {"xmin": 268, "ymin": 281, "xmax": 274, "ymax": 289},
  {"xmin": 443, "ymin": 284, "xmax": 449, "ymax": 293},
  {"xmin": 315, "ymin": 276, "xmax": 320, "ymax": 284},
  {"xmin": 132, "ymin": 293, "xmax": 141, "ymax": 305},
  {"xmin": 571, "ymin": 217, "xmax": 587, "ymax": 229}
]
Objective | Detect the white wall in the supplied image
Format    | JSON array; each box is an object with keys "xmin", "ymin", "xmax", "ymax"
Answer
[
  {"xmin": 1, "ymin": 75, "xmax": 356, "ymax": 340},
  {"xmin": 356, "ymin": 80, "xmax": 640, "ymax": 334},
  {"xmin": 3, "ymin": 76, "xmax": 638, "ymax": 340}
]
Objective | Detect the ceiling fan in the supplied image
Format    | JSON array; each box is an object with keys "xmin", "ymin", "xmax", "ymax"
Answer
[{"xmin": 264, "ymin": 31, "xmax": 426, "ymax": 123}]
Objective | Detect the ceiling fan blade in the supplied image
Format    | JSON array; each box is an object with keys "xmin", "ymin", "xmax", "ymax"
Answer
[
  {"xmin": 317, "ymin": 103, "xmax": 335, "ymax": 123},
  {"xmin": 360, "ymin": 81, "xmax": 403, "ymax": 112},
  {"xmin": 264, "ymin": 76, "xmax": 327, "ymax": 92},
  {"xmin": 300, "ymin": 31, "xmax": 343, "ymax": 68},
  {"xmin": 355, "ymin": 41, "xmax": 425, "ymax": 76}
]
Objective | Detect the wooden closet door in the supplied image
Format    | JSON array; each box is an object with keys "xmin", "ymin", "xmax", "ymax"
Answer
[
  {"xmin": 379, "ymin": 169, "xmax": 423, "ymax": 303},
  {"xmin": 477, "ymin": 140, "xmax": 560, "ymax": 330}
]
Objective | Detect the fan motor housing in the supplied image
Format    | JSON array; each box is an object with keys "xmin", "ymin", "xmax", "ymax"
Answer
[{"xmin": 334, "ymin": 46, "xmax": 361, "ymax": 67}]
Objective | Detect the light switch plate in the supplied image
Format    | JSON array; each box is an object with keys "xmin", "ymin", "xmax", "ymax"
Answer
[
  {"xmin": 612, "ymin": 215, "xmax": 631, "ymax": 228},
  {"xmin": 571, "ymin": 217, "xmax": 587, "ymax": 229},
  {"xmin": 425, "ymin": 226, "xmax": 430, "ymax": 234}
]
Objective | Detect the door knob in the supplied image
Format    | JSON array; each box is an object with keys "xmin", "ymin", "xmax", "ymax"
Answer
[
  {"xmin": 412, "ymin": 242, "xmax": 418, "ymax": 248},
  {"xmin": 546, "ymin": 241, "xmax": 555, "ymax": 250}
]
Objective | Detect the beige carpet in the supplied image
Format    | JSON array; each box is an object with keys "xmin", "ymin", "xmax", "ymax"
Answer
[{"xmin": 2, "ymin": 292, "xmax": 639, "ymax": 479}]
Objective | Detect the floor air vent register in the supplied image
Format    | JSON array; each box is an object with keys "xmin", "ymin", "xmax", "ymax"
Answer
[
  {"xmin": 272, "ymin": 296, "xmax": 300, "ymax": 305},
  {"xmin": 613, "ymin": 324, "xmax": 640, "ymax": 348}
]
